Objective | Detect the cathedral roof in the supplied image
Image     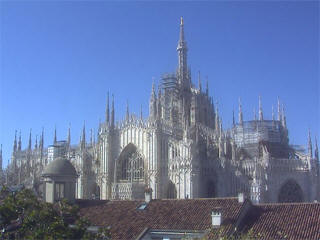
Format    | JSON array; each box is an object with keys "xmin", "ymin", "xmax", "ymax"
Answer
[{"xmin": 42, "ymin": 157, "xmax": 77, "ymax": 177}]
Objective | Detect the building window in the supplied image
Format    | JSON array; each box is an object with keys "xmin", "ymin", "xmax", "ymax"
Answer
[
  {"xmin": 121, "ymin": 151, "xmax": 144, "ymax": 182},
  {"xmin": 55, "ymin": 183, "xmax": 65, "ymax": 200}
]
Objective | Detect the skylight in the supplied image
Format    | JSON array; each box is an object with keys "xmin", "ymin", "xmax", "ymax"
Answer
[{"xmin": 137, "ymin": 203, "xmax": 148, "ymax": 210}]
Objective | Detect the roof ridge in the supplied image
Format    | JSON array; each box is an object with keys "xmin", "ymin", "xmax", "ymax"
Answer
[
  {"xmin": 257, "ymin": 201, "xmax": 320, "ymax": 206},
  {"xmin": 154, "ymin": 197, "xmax": 239, "ymax": 201}
]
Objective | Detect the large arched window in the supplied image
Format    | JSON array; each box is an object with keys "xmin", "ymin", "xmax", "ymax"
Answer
[
  {"xmin": 278, "ymin": 179, "xmax": 304, "ymax": 203},
  {"xmin": 118, "ymin": 144, "xmax": 144, "ymax": 182}
]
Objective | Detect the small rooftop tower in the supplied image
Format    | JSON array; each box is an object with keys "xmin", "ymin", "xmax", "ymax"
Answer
[{"xmin": 42, "ymin": 157, "xmax": 78, "ymax": 203}]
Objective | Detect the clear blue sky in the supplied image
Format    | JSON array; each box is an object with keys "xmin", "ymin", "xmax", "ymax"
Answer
[{"xmin": 0, "ymin": 1, "xmax": 319, "ymax": 167}]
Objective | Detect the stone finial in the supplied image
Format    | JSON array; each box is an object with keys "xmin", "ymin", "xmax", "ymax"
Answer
[
  {"xmin": 126, "ymin": 100, "xmax": 129, "ymax": 121},
  {"xmin": 238, "ymin": 98, "xmax": 243, "ymax": 125},
  {"xmin": 67, "ymin": 124, "xmax": 71, "ymax": 147},
  {"xmin": 111, "ymin": 94, "xmax": 115, "ymax": 128},
  {"xmin": 13, "ymin": 130, "xmax": 17, "ymax": 152},
  {"xmin": 106, "ymin": 92, "xmax": 110, "ymax": 123},
  {"xmin": 315, "ymin": 136, "xmax": 319, "ymax": 160},
  {"xmin": 53, "ymin": 125, "xmax": 57, "ymax": 144},
  {"xmin": 277, "ymin": 97, "xmax": 281, "ymax": 121},
  {"xmin": 258, "ymin": 95, "xmax": 263, "ymax": 121},
  {"xmin": 28, "ymin": 129, "xmax": 32, "ymax": 150},
  {"xmin": 198, "ymin": 71, "xmax": 202, "ymax": 92},
  {"xmin": 308, "ymin": 129, "xmax": 313, "ymax": 158}
]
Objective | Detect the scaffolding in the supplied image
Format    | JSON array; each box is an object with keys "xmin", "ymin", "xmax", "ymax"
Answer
[{"xmin": 161, "ymin": 73, "xmax": 179, "ymax": 93}]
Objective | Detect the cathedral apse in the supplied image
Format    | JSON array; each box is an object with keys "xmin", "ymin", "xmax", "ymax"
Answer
[{"xmin": 6, "ymin": 18, "xmax": 320, "ymax": 204}]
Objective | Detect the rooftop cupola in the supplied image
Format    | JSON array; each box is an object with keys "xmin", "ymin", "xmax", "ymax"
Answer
[{"xmin": 42, "ymin": 157, "xmax": 78, "ymax": 203}]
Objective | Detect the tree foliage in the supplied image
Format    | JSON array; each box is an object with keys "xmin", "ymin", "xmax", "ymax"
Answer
[{"xmin": 0, "ymin": 186, "xmax": 110, "ymax": 239}]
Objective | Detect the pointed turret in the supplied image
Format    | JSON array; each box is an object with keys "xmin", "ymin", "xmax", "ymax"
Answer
[
  {"xmin": 157, "ymin": 87, "xmax": 162, "ymax": 120},
  {"xmin": 39, "ymin": 128, "xmax": 44, "ymax": 169},
  {"xmin": 40, "ymin": 128, "xmax": 44, "ymax": 150},
  {"xmin": 35, "ymin": 135, "xmax": 38, "ymax": 150},
  {"xmin": 206, "ymin": 78, "xmax": 209, "ymax": 96},
  {"xmin": 282, "ymin": 104, "xmax": 287, "ymax": 129},
  {"xmin": 151, "ymin": 80, "xmax": 156, "ymax": 100},
  {"xmin": 198, "ymin": 71, "xmax": 202, "ymax": 92},
  {"xmin": 67, "ymin": 124, "xmax": 71, "ymax": 147},
  {"xmin": 253, "ymin": 107, "xmax": 257, "ymax": 121},
  {"xmin": 315, "ymin": 136, "xmax": 319, "ymax": 161},
  {"xmin": 13, "ymin": 130, "xmax": 17, "ymax": 153},
  {"xmin": 238, "ymin": 98, "xmax": 243, "ymax": 125},
  {"xmin": 177, "ymin": 17, "xmax": 189, "ymax": 89},
  {"xmin": 106, "ymin": 92, "xmax": 110, "ymax": 124},
  {"xmin": 308, "ymin": 129, "xmax": 313, "ymax": 159},
  {"xmin": 215, "ymin": 104, "xmax": 220, "ymax": 132},
  {"xmin": 18, "ymin": 131, "xmax": 22, "ymax": 151},
  {"xmin": 28, "ymin": 129, "xmax": 32, "ymax": 151},
  {"xmin": 111, "ymin": 94, "xmax": 115, "ymax": 128},
  {"xmin": 140, "ymin": 104, "xmax": 143, "ymax": 120},
  {"xmin": 90, "ymin": 129, "xmax": 93, "ymax": 146},
  {"xmin": 81, "ymin": 123, "xmax": 86, "ymax": 150},
  {"xmin": 53, "ymin": 126, "xmax": 57, "ymax": 144},
  {"xmin": 277, "ymin": 97, "xmax": 281, "ymax": 121},
  {"xmin": 149, "ymin": 81, "xmax": 157, "ymax": 120},
  {"xmin": 232, "ymin": 109, "xmax": 235, "ymax": 126},
  {"xmin": 258, "ymin": 96, "xmax": 263, "ymax": 121},
  {"xmin": 126, "ymin": 100, "xmax": 129, "ymax": 121}
]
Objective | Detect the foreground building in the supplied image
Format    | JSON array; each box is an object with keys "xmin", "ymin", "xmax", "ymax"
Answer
[
  {"xmin": 5, "ymin": 18, "xmax": 320, "ymax": 203},
  {"xmin": 37, "ymin": 156, "xmax": 320, "ymax": 240},
  {"xmin": 76, "ymin": 195, "xmax": 320, "ymax": 240}
]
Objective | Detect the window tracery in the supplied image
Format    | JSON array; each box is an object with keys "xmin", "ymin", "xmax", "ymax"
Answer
[{"xmin": 120, "ymin": 150, "xmax": 144, "ymax": 182}]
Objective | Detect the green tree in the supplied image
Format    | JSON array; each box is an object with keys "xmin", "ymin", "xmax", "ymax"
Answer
[{"xmin": 0, "ymin": 186, "xmax": 110, "ymax": 239}]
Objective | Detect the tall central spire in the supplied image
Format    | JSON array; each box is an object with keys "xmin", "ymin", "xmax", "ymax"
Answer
[{"xmin": 177, "ymin": 17, "xmax": 189, "ymax": 89}]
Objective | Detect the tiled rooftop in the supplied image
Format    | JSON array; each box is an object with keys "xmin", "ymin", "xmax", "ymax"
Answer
[
  {"xmin": 242, "ymin": 202, "xmax": 320, "ymax": 240},
  {"xmin": 76, "ymin": 198, "xmax": 320, "ymax": 240},
  {"xmin": 77, "ymin": 197, "xmax": 244, "ymax": 240}
]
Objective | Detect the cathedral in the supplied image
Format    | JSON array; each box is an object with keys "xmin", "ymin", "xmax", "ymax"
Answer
[{"xmin": 4, "ymin": 18, "xmax": 320, "ymax": 203}]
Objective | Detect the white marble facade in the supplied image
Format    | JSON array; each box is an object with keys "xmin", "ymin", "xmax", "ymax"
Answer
[{"xmin": 7, "ymin": 18, "xmax": 319, "ymax": 203}]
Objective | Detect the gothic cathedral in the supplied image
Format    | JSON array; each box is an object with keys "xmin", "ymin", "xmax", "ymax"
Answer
[{"xmin": 6, "ymin": 18, "xmax": 320, "ymax": 203}]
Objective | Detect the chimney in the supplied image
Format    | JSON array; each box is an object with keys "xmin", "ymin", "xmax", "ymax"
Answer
[
  {"xmin": 238, "ymin": 192, "xmax": 244, "ymax": 203},
  {"xmin": 145, "ymin": 187, "xmax": 153, "ymax": 203},
  {"xmin": 211, "ymin": 209, "xmax": 222, "ymax": 227}
]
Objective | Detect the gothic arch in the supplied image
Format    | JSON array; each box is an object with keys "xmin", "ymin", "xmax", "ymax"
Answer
[
  {"xmin": 116, "ymin": 143, "xmax": 146, "ymax": 182},
  {"xmin": 166, "ymin": 180, "xmax": 177, "ymax": 199},
  {"xmin": 278, "ymin": 179, "xmax": 304, "ymax": 203}
]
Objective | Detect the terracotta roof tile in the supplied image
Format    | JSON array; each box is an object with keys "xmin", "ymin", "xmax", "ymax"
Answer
[
  {"xmin": 241, "ymin": 202, "xmax": 320, "ymax": 240},
  {"xmin": 77, "ymin": 197, "xmax": 243, "ymax": 240}
]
